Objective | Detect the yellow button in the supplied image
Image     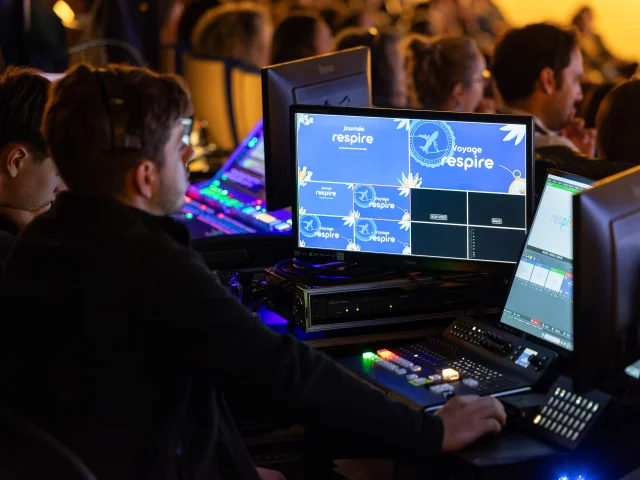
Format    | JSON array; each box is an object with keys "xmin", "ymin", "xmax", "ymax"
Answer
[{"xmin": 441, "ymin": 368, "xmax": 460, "ymax": 381}]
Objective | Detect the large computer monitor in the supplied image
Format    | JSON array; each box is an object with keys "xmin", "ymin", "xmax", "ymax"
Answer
[
  {"xmin": 500, "ymin": 171, "xmax": 594, "ymax": 353},
  {"xmin": 291, "ymin": 105, "xmax": 535, "ymax": 273},
  {"xmin": 573, "ymin": 165, "xmax": 640, "ymax": 393},
  {"xmin": 262, "ymin": 47, "xmax": 372, "ymax": 212}
]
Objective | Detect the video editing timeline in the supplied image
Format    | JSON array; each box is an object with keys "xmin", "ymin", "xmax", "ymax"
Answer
[
  {"xmin": 294, "ymin": 112, "xmax": 528, "ymax": 263},
  {"xmin": 340, "ymin": 316, "xmax": 558, "ymax": 409},
  {"xmin": 176, "ymin": 120, "xmax": 292, "ymax": 238},
  {"xmin": 500, "ymin": 173, "xmax": 593, "ymax": 352}
]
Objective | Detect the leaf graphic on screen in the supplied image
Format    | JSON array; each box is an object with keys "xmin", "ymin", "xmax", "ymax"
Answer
[
  {"xmin": 397, "ymin": 172, "xmax": 422, "ymax": 197},
  {"xmin": 393, "ymin": 119, "xmax": 411, "ymax": 131},
  {"xmin": 347, "ymin": 183, "xmax": 355, "ymax": 190},
  {"xmin": 500, "ymin": 124, "xmax": 526, "ymax": 145},
  {"xmin": 298, "ymin": 166, "xmax": 313, "ymax": 186},
  {"xmin": 346, "ymin": 241, "xmax": 361, "ymax": 251},
  {"xmin": 342, "ymin": 210, "xmax": 360, "ymax": 227},
  {"xmin": 398, "ymin": 220, "xmax": 411, "ymax": 231},
  {"xmin": 299, "ymin": 206, "xmax": 306, "ymax": 215}
]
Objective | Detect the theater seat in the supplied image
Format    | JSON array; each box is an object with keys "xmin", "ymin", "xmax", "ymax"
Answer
[
  {"xmin": 159, "ymin": 43, "xmax": 189, "ymax": 75},
  {"xmin": 183, "ymin": 53, "xmax": 236, "ymax": 152},
  {"xmin": 230, "ymin": 65, "xmax": 262, "ymax": 145},
  {"xmin": 183, "ymin": 54, "xmax": 262, "ymax": 153},
  {"xmin": 0, "ymin": 408, "xmax": 96, "ymax": 479}
]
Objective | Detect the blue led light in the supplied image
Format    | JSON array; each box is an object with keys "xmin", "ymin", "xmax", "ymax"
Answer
[{"xmin": 248, "ymin": 137, "xmax": 258, "ymax": 148}]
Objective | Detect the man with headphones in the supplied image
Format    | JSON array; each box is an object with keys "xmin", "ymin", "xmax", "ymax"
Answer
[{"xmin": 0, "ymin": 64, "xmax": 506, "ymax": 480}]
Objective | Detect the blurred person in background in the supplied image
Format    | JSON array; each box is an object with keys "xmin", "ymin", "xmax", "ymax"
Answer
[
  {"xmin": 596, "ymin": 79, "xmax": 640, "ymax": 165},
  {"xmin": 335, "ymin": 26, "xmax": 407, "ymax": 108},
  {"xmin": 271, "ymin": 12, "xmax": 333, "ymax": 65},
  {"xmin": 178, "ymin": 0, "xmax": 222, "ymax": 47},
  {"xmin": 572, "ymin": 6, "xmax": 637, "ymax": 83},
  {"xmin": 404, "ymin": 34, "xmax": 487, "ymax": 112},
  {"xmin": 192, "ymin": 2, "xmax": 272, "ymax": 69},
  {"xmin": 0, "ymin": 0, "xmax": 67, "ymax": 71},
  {"xmin": 493, "ymin": 23, "xmax": 596, "ymax": 157},
  {"xmin": 85, "ymin": 0, "xmax": 176, "ymax": 69},
  {"xmin": 476, "ymin": 80, "xmax": 497, "ymax": 114}
]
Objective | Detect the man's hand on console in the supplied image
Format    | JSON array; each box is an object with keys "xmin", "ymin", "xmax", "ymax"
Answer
[{"xmin": 435, "ymin": 395, "xmax": 507, "ymax": 451}]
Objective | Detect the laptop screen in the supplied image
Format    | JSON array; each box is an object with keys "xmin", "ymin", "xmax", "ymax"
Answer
[{"xmin": 500, "ymin": 172, "xmax": 593, "ymax": 352}]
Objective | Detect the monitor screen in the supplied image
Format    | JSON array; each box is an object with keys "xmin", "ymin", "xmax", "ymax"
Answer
[
  {"xmin": 500, "ymin": 172, "xmax": 594, "ymax": 351},
  {"xmin": 263, "ymin": 47, "xmax": 371, "ymax": 212},
  {"xmin": 292, "ymin": 107, "xmax": 534, "ymax": 272}
]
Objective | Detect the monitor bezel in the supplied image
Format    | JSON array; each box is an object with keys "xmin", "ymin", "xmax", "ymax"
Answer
[
  {"xmin": 499, "ymin": 169, "xmax": 595, "ymax": 356},
  {"xmin": 262, "ymin": 47, "xmax": 372, "ymax": 212},
  {"xmin": 573, "ymin": 164, "xmax": 640, "ymax": 393},
  {"xmin": 289, "ymin": 104, "xmax": 536, "ymax": 274}
]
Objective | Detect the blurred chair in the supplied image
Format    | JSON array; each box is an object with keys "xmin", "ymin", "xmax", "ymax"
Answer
[
  {"xmin": 159, "ymin": 43, "xmax": 189, "ymax": 75},
  {"xmin": 182, "ymin": 54, "xmax": 261, "ymax": 153},
  {"xmin": 0, "ymin": 408, "xmax": 96, "ymax": 479},
  {"xmin": 230, "ymin": 64, "xmax": 262, "ymax": 146}
]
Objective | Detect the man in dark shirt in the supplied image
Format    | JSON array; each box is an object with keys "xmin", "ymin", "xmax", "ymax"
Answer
[
  {"xmin": 0, "ymin": 64, "xmax": 506, "ymax": 480},
  {"xmin": 0, "ymin": 66, "xmax": 66, "ymax": 267}
]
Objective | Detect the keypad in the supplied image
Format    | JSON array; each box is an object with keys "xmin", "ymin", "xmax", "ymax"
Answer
[{"xmin": 533, "ymin": 385, "xmax": 604, "ymax": 447}]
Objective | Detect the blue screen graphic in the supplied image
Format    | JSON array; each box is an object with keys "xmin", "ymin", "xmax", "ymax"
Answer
[{"xmin": 294, "ymin": 112, "xmax": 529, "ymax": 264}]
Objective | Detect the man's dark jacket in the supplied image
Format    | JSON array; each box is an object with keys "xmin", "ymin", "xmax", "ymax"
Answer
[
  {"xmin": 0, "ymin": 194, "xmax": 443, "ymax": 480},
  {"xmin": 0, "ymin": 214, "xmax": 18, "ymax": 272}
]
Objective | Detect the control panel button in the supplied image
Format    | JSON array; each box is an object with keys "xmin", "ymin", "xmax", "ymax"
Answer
[
  {"xmin": 442, "ymin": 368, "xmax": 460, "ymax": 381},
  {"xmin": 462, "ymin": 378, "xmax": 479, "ymax": 389}
]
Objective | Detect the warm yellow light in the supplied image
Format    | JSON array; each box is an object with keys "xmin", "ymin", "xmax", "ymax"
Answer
[
  {"xmin": 441, "ymin": 368, "xmax": 460, "ymax": 382},
  {"xmin": 53, "ymin": 1, "xmax": 75, "ymax": 24}
]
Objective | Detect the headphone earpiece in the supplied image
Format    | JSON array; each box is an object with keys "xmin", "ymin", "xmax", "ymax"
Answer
[{"xmin": 95, "ymin": 69, "xmax": 142, "ymax": 151}]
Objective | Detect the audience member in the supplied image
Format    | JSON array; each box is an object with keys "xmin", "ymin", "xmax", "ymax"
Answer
[
  {"xmin": 596, "ymin": 79, "xmax": 640, "ymax": 164},
  {"xmin": 177, "ymin": 0, "xmax": 222, "ymax": 47},
  {"xmin": 192, "ymin": 2, "xmax": 272, "ymax": 69},
  {"xmin": 405, "ymin": 34, "xmax": 487, "ymax": 112},
  {"xmin": 0, "ymin": 62, "xmax": 506, "ymax": 480},
  {"xmin": 335, "ymin": 27, "xmax": 407, "ymax": 108},
  {"xmin": 0, "ymin": 67, "xmax": 65, "ymax": 265},
  {"xmin": 86, "ymin": 0, "xmax": 177, "ymax": 69},
  {"xmin": 320, "ymin": 4, "xmax": 350, "ymax": 33},
  {"xmin": 476, "ymin": 80, "xmax": 497, "ymax": 114},
  {"xmin": 493, "ymin": 23, "xmax": 596, "ymax": 157},
  {"xmin": 572, "ymin": 6, "xmax": 637, "ymax": 83},
  {"xmin": 271, "ymin": 12, "xmax": 333, "ymax": 65}
]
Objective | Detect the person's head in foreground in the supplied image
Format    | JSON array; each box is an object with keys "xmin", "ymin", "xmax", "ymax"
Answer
[
  {"xmin": 43, "ymin": 64, "xmax": 194, "ymax": 216},
  {"xmin": 493, "ymin": 23, "xmax": 584, "ymax": 132},
  {"xmin": 0, "ymin": 67, "xmax": 65, "ymax": 216},
  {"xmin": 404, "ymin": 34, "xmax": 487, "ymax": 112},
  {"xmin": 596, "ymin": 78, "xmax": 640, "ymax": 164}
]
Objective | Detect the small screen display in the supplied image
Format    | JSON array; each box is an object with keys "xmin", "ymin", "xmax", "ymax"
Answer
[
  {"xmin": 294, "ymin": 112, "xmax": 529, "ymax": 264},
  {"xmin": 500, "ymin": 173, "xmax": 593, "ymax": 351},
  {"xmin": 516, "ymin": 348, "xmax": 539, "ymax": 368}
]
